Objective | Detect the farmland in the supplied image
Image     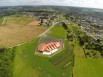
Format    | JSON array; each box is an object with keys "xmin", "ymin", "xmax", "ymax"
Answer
[{"xmin": 0, "ymin": 14, "xmax": 48, "ymax": 48}]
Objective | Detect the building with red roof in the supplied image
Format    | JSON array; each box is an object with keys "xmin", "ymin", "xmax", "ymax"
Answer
[{"xmin": 37, "ymin": 42, "xmax": 61, "ymax": 55}]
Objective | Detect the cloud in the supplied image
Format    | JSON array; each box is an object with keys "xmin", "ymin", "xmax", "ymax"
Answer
[{"xmin": 0, "ymin": 0, "xmax": 103, "ymax": 9}]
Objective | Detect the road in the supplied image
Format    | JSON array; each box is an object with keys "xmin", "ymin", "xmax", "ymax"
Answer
[
  {"xmin": 38, "ymin": 21, "xmax": 58, "ymax": 37},
  {"xmin": 8, "ymin": 21, "xmax": 58, "ymax": 48}
]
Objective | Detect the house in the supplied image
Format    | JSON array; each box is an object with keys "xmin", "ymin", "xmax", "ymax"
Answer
[{"xmin": 37, "ymin": 42, "xmax": 61, "ymax": 55}]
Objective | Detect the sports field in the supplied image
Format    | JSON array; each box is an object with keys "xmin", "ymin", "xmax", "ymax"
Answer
[{"xmin": 0, "ymin": 14, "xmax": 48, "ymax": 48}]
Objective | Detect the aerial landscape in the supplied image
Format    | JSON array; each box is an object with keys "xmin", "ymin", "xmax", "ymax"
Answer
[{"xmin": 0, "ymin": 0, "xmax": 103, "ymax": 77}]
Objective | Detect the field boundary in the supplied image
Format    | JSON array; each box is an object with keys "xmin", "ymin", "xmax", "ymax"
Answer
[{"xmin": 7, "ymin": 22, "xmax": 56, "ymax": 49}]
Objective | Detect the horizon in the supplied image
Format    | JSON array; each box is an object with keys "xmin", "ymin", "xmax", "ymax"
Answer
[
  {"xmin": 0, "ymin": 5, "xmax": 103, "ymax": 10},
  {"xmin": 0, "ymin": 0, "xmax": 103, "ymax": 9}
]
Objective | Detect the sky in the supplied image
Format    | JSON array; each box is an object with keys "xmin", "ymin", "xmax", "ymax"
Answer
[{"xmin": 0, "ymin": 0, "xmax": 103, "ymax": 9}]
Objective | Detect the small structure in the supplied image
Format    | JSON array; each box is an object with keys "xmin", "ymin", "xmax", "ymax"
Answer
[
  {"xmin": 29, "ymin": 21, "xmax": 41, "ymax": 26},
  {"xmin": 37, "ymin": 42, "xmax": 61, "ymax": 55},
  {"xmin": 36, "ymin": 36, "xmax": 64, "ymax": 55}
]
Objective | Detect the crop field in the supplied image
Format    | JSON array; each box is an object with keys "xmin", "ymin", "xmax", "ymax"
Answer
[{"xmin": 0, "ymin": 14, "xmax": 48, "ymax": 48}]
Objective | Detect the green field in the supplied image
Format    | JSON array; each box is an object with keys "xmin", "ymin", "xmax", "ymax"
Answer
[
  {"xmin": 46, "ymin": 22, "xmax": 103, "ymax": 77},
  {"xmin": 1, "ymin": 8, "xmax": 103, "ymax": 77},
  {"xmin": 0, "ymin": 14, "xmax": 73, "ymax": 77},
  {"xmin": 0, "ymin": 17, "xmax": 3, "ymax": 25},
  {"xmin": 74, "ymin": 57, "xmax": 103, "ymax": 77},
  {"xmin": 73, "ymin": 44, "xmax": 103, "ymax": 77},
  {"xmin": 13, "ymin": 37, "xmax": 73, "ymax": 77},
  {"xmin": 14, "ymin": 38, "xmax": 39, "ymax": 77},
  {"xmin": 73, "ymin": 45, "xmax": 85, "ymax": 58},
  {"xmin": 47, "ymin": 26, "xmax": 66, "ymax": 38},
  {"xmin": 12, "ymin": 25, "xmax": 73, "ymax": 77}
]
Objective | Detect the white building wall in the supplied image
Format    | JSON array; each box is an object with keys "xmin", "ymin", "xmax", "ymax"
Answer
[
  {"xmin": 51, "ymin": 49, "xmax": 58, "ymax": 53},
  {"xmin": 43, "ymin": 49, "xmax": 58, "ymax": 55},
  {"xmin": 43, "ymin": 51, "xmax": 52, "ymax": 55}
]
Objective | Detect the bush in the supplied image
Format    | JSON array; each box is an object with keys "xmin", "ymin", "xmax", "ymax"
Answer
[{"xmin": 0, "ymin": 47, "xmax": 16, "ymax": 77}]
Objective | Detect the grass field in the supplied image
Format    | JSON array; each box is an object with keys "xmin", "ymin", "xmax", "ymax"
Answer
[
  {"xmin": 73, "ymin": 57, "xmax": 103, "ymax": 77},
  {"xmin": 65, "ymin": 23, "xmax": 103, "ymax": 77},
  {"xmin": 0, "ymin": 15, "xmax": 48, "ymax": 48},
  {"xmin": 13, "ymin": 37, "xmax": 73, "ymax": 77},
  {"xmin": 73, "ymin": 45, "xmax": 85, "ymax": 58},
  {"xmin": 47, "ymin": 26, "xmax": 66, "ymax": 38},
  {"xmin": 14, "ymin": 38, "xmax": 39, "ymax": 77},
  {"xmin": 13, "ymin": 25, "xmax": 73, "ymax": 77},
  {"xmin": 0, "ymin": 17, "xmax": 3, "ymax": 25},
  {"xmin": 73, "ymin": 44, "xmax": 103, "ymax": 77}
]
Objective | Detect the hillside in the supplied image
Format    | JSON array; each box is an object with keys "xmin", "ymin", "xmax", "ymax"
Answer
[
  {"xmin": 0, "ymin": 14, "xmax": 48, "ymax": 48},
  {"xmin": 0, "ymin": 6, "xmax": 103, "ymax": 77}
]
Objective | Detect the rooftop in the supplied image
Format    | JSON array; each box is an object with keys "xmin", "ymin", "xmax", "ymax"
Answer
[{"xmin": 38, "ymin": 42, "xmax": 61, "ymax": 52}]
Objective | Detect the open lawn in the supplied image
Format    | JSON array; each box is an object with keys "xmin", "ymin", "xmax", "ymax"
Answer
[
  {"xmin": 66, "ymin": 23, "xmax": 103, "ymax": 77},
  {"xmin": 0, "ymin": 15, "xmax": 48, "ymax": 48},
  {"xmin": 47, "ymin": 26, "xmax": 66, "ymax": 39},
  {"xmin": 13, "ymin": 25, "xmax": 73, "ymax": 77},
  {"xmin": 14, "ymin": 38, "xmax": 40, "ymax": 77},
  {"xmin": 73, "ymin": 45, "xmax": 85, "ymax": 58},
  {"xmin": 73, "ymin": 57, "xmax": 103, "ymax": 77},
  {"xmin": 73, "ymin": 44, "xmax": 103, "ymax": 77},
  {"xmin": 14, "ymin": 38, "xmax": 73, "ymax": 77}
]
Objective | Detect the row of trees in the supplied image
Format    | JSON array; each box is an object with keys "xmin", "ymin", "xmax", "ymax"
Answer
[
  {"xmin": 62, "ymin": 18, "xmax": 103, "ymax": 54},
  {"xmin": 65, "ymin": 15, "xmax": 103, "ymax": 51},
  {"xmin": 0, "ymin": 47, "xmax": 16, "ymax": 77}
]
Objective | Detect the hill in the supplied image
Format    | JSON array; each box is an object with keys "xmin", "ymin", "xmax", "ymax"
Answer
[{"xmin": 0, "ymin": 14, "xmax": 48, "ymax": 48}]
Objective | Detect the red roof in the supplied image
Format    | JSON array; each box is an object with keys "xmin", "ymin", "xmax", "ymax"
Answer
[
  {"xmin": 38, "ymin": 42, "xmax": 61, "ymax": 52},
  {"xmin": 29, "ymin": 21, "xmax": 40, "ymax": 26}
]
